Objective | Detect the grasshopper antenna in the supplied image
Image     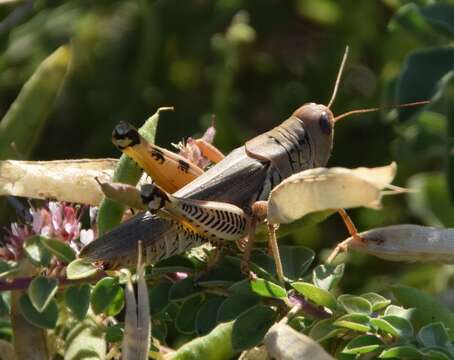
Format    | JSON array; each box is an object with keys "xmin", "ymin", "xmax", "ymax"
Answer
[
  {"xmin": 327, "ymin": 45, "xmax": 349, "ymax": 109},
  {"xmin": 333, "ymin": 100, "xmax": 430, "ymax": 122}
]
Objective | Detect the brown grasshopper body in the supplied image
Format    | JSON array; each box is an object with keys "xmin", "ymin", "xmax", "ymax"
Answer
[{"xmin": 80, "ymin": 104, "xmax": 335, "ymax": 267}]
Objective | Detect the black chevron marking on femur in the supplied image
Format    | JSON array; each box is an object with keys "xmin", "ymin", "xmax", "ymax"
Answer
[
  {"xmin": 198, "ymin": 212, "xmax": 210, "ymax": 223},
  {"xmin": 211, "ymin": 219, "xmax": 221, "ymax": 229},
  {"xmin": 205, "ymin": 215, "xmax": 216, "ymax": 227},
  {"xmin": 218, "ymin": 222, "xmax": 230, "ymax": 233}
]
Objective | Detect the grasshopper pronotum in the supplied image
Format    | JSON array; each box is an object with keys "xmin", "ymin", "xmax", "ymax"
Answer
[{"xmin": 80, "ymin": 47, "xmax": 428, "ymax": 274}]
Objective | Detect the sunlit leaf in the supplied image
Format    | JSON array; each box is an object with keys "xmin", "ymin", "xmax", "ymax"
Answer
[
  {"xmin": 250, "ymin": 278, "xmax": 287, "ymax": 299},
  {"xmin": 338, "ymin": 295, "xmax": 372, "ymax": 315},
  {"xmin": 370, "ymin": 316, "xmax": 413, "ymax": 338},
  {"xmin": 28, "ymin": 276, "xmax": 58, "ymax": 313},
  {"xmin": 313, "ymin": 264, "xmax": 345, "ymax": 291},
  {"xmin": 66, "ymin": 259, "xmax": 99, "ymax": 280},
  {"xmin": 334, "ymin": 314, "xmax": 371, "ymax": 332},
  {"xmin": 291, "ymin": 282, "xmax": 338, "ymax": 310},
  {"xmin": 342, "ymin": 335, "xmax": 383, "ymax": 355}
]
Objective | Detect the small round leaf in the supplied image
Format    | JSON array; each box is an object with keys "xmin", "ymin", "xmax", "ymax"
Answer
[
  {"xmin": 291, "ymin": 282, "xmax": 338, "ymax": 310},
  {"xmin": 91, "ymin": 277, "xmax": 123, "ymax": 315},
  {"xmin": 65, "ymin": 284, "xmax": 90, "ymax": 320},
  {"xmin": 28, "ymin": 276, "xmax": 58, "ymax": 312},
  {"xmin": 338, "ymin": 294, "xmax": 372, "ymax": 314},
  {"xmin": 66, "ymin": 259, "xmax": 98, "ymax": 280},
  {"xmin": 40, "ymin": 237, "xmax": 75, "ymax": 263},
  {"xmin": 250, "ymin": 278, "xmax": 287, "ymax": 299},
  {"xmin": 232, "ymin": 305, "xmax": 276, "ymax": 352},
  {"xmin": 19, "ymin": 294, "xmax": 58, "ymax": 329}
]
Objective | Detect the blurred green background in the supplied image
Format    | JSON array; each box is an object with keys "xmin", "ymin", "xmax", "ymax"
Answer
[{"xmin": 1, "ymin": 0, "xmax": 454, "ymax": 299}]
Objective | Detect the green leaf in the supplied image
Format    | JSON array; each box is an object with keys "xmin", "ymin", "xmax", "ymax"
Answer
[
  {"xmin": 169, "ymin": 277, "xmax": 200, "ymax": 301},
  {"xmin": 40, "ymin": 237, "xmax": 75, "ymax": 263},
  {"xmin": 153, "ymin": 255, "xmax": 194, "ymax": 274},
  {"xmin": 421, "ymin": 348, "xmax": 452, "ymax": 360},
  {"xmin": 195, "ymin": 296, "xmax": 224, "ymax": 335},
  {"xmin": 0, "ymin": 260, "xmax": 18, "ymax": 278},
  {"xmin": 250, "ymin": 278, "xmax": 287, "ymax": 299},
  {"xmin": 66, "ymin": 259, "xmax": 98, "ymax": 280},
  {"xmin": 19, "ymin": 294, "xmax": 58, "ymax": 329},
  {"xmin": 370, "ymin": 316, "xmax": 413, "ymax": 338},
  {"xmin": 338, "ymin": 294, "xmax": 372, "ymax": 315},
  {"xmin": 396, "ymin": 47, "xmax": 454, "ymax": 121},
  {"xmin": 217, "ymin": 292, "xmax": 260, "ymax": 323},
  {"xmin": 384, "ymin": 305, "xmax": 415, "ymax": 321},
  {"xmin": 392, "ymin": 285, "xmax": 454, "ymax": 336},
  {"xmin": 231, "ymin": 305, "xmax": 276, "ymax": 352},
  {"xmin": 309, "ymin": 319, "xmax": 343, "ymax": 342},
  {"xmin": 361, "ymin": 293, "xmax": 391, "ymax": 311},
  {"xmin": 379, "ymin": 345, "xmax": 422, "ymax": 359},
  {"xmin": 149, "ymin": 282, "xmax": 172, "ymax": 315},
  {"xmin": 23, "ymin": 236, "xmax": 51, "ymax": 267},
  {"xmin": 91, "ymin": 277, "xmax": 124, "ymax": 315},
  {"xmin": 279, "ymin": 245, "xmax": 315, "ymax": 280},
  {"xmin": 334, "ymin": 314, "xmax": 371, "ymax": 332},
  {"xmin": 291, "ymin": 282, "xmax": 338, "ymax": 310},
  {"xmin": 417, "ymin": 322, "xmax": 449, "ymax": 347},
  {"xmin": 28, "ymin": 276, "xmax": 58, "ymax": 312},
  {"xmin": 105, "ymin": 324, "xmax": 123, "ymax": 343},
  {"xmin": 197, "ymin": 259, "xmax": 243, "ymax": 287},
  {"xmin": 342, "ymin": 335, "xmax": 383, "ymax": 355},
  {"xmin": 313, "ymin": 263, "xmax": 344, "ymax": 291},
  {"xmin": 64, "ymin": 284, "xmax": 90, "ymax": 320},
  {"xmin": 169, "ymin": 322, "xmax": 235, "ymax": 360},
  {"xmin": 175, "ymin": 294, "xmax": 204, "ymax": 334},
  {"xmin": 65, "ymin": 319, "xmax": 106, "ymax": 360},
  {"xmin": 0, "ymin": 46, "xmax": 71, "ymax": 160}
]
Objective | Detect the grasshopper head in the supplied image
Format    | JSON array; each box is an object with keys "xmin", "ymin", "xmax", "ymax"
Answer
[
  {"xmin": 141, "ymin": 184, "xmax": 170, "ymax": 212},
  {"xmin": 112, "ymin": 121, "xmax": 140, "ymax": 150},
  {"xmin": 292, "ymin": 103, "xmax": 334, "ymax": 166}
]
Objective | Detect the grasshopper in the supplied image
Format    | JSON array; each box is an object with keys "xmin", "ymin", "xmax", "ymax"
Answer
[{"xmin": 79, "ymin": 47, "xmax": 427, "ymax": 271}]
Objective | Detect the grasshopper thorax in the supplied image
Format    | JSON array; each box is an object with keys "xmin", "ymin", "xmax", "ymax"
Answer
[{"xmin": 112, "ymin": 121, "xmax": 140, "ymax": 150}]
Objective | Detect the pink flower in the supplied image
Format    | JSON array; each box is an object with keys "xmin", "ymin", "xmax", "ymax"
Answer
[
  {"xmin": 2, "ymin": 202, "xmax": 96, "ymax": 261},
  {"xmin": 175, "ymin": 123, "xmax": 217, "ymax": 170}
]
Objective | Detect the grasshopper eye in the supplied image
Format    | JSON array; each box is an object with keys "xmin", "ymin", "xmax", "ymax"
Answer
[{"xmin": 318, "ymin": 111, "xmax": 332, "ymax": 135}]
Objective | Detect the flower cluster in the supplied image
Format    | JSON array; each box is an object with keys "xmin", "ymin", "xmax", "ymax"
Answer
[{"xmin": 1, "ymin": 202, "xmax": 95, "ymax": 261}]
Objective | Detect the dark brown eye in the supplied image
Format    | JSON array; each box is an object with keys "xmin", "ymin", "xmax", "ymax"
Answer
[{"xmin": 318, "ymin": 111, "xmax": 332, "ymax": 134}]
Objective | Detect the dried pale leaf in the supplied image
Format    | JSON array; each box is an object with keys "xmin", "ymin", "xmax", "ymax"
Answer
[
  {"xmin": 0, "ymin": 159, "xmax": 117, "ymax": 205},
  {"xmin": 238, "ymin": 346, "xmax": 268, "ymax": 360},
  {"xmin": 348, "ymin": 162, "xmax": 396, "ymax": 189},
  {"xmin": 268, "ymin": 164, "xmax": 397, "ymax": 224},
  {"xmin": 349, "ymin": 224, "xmax": 454, "ymax": 263},
  {"xmin": 96, "ymin": 179, "xmax": 145, "ymax": 210},
  {"xmin": 264, "ymin": 323, "xmax": 334, "ymax": 360}
]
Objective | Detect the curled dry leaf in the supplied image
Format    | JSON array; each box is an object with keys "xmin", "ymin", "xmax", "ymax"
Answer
[
  {"xmin": 264, "ymin": 323, "xmax": 334, "ymax": 360},
  {"xmin": 267, "ymin": 163, "xmax": 399, "ymax": 224},
  {"xmin": 0, "ymin": 159, "xmax": 117, "ymax": 205},
  {"xmin": 349, "ymin": 224, "xmax": 454, "ymax": 264},
  {"xmin": 95, "ymin": 178, "xmax": 145, "ymax": 210}
]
